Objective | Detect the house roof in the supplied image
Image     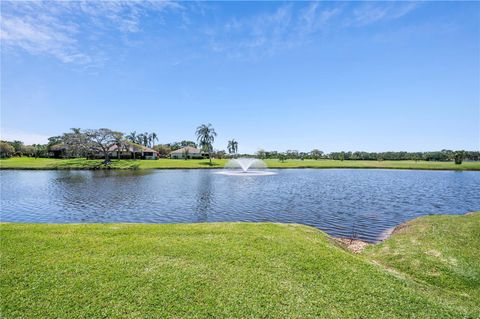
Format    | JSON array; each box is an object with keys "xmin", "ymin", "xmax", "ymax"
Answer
[
  {"xmin": 49, "ymin": 142, "xmax": 157, "ymax": 153},
  {"xmin": 49, "ymin": 143, "xmax": 66, "ymax": 151},
  {"xmin": 108, "ymin": 142, "xmax": 157, "ymax": 153},
  {"xmin": 170, "ymin": 146, "xmax": 201, "ymax": 154}
]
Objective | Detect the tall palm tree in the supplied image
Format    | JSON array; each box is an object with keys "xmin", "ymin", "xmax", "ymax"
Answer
[
  {"xmin": 142, "ymin": 132, "xmax": 149, "ymax": 147},
  {"xmin": 113, "ymin": 132, "xmax": 124, "ymax": 160},
  {"xmin": 126, "ymin": 131, "xmax": 137, "ymax": 143},
  {"xmin": 136, "ymin": 133, "xmax": 144, "ymax": 146},
  {"xmin": 227, "ymin": 139, "xmax": 238, "ymax": 156},
  {"xmin": 196, "ymin": 123, "xmax": 217, "ymax": 165},
  {"xmin": 149, "ymin": 132, "xmax": 158, "ymax": 148}
]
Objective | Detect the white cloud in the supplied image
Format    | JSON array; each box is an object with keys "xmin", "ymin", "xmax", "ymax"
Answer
[
  {"xmin": 1, "ymin": 15, "xmax": 91, "ymax": 64},
  {"xmin": 0, "ymin": 0, "xmax": 182, "ymax": 65},
  {"xmin": 300, "ymin": 2, "xmax": 341, "ymax": 33},
  {"xmin": 205, "ymin": 4, "xmax": 300, "ymax": 60},
  {"xmin": 352, "ymin": 2, "xmax": 419, "ymax": 26},
  {"xmin": 0, "ymin": 1, "xmax": 421, "ymax": 65}
]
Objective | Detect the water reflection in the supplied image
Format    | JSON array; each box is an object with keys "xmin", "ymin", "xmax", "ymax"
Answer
[
  {"xmin": 1, "ymin": 169, "xmax": 479, "ymax": 243},
  {"xmin": 195, "ymin": 171, "xmax": 213, "ymax": 222}
]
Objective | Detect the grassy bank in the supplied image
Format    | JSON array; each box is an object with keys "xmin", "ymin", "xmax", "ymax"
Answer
[
  {"xmin": 1, "ymin": 213, "xmax": 479, "ymax": 318},
  {"xmin": 1, "ymin": 157, "xmax": 479, "ymax": 170}
]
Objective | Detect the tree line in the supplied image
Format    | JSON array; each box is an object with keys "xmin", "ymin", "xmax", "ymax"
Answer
[
  {"xmin": 254, "ymin": 149, "xmax": 478, "ymax": 164},
  {"xmin": 1, "ymin": 127, "xmax": 478, "ymax": 165},
  {"xmin": 0, "ymin": 125, "xmax": 220, "ymax": 162}
]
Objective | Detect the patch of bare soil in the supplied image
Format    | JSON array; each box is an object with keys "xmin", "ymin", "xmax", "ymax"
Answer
[{"xmin": 334, "ymin": 238, "xmax": 370, "ymax": 253}]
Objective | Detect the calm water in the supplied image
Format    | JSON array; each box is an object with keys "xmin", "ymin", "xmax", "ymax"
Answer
[{"xmin": 1, "ymin": 169, "xmax": 479, "ymax": 242}]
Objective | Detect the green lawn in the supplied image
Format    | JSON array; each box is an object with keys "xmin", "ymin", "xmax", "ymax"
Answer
[
  {"xmin": 1, "ymin": 213, "xmax": 479, "ymax": 318},
  {"xmin": 1, "ymin": 157, "xmax": 479, "ymax": 170}
]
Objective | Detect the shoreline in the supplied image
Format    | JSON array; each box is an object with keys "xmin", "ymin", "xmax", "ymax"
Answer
[
  {"xmin": 2, "ymin": 158, "xmax": 479, "ymax": 171},
  {"xmin": 332, "ymin": 211, "xmax": 478, "ymax": 253},
  {"xmin": 3, "ymin": 212, "xmax": 476, "ymax": 254},
  {"xmin": 1, "ymin": 166, "xmax": 479, "ymax": 171}
]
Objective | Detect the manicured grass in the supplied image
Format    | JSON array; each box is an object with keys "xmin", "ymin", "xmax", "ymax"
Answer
[
  {"xmin": 265, "ymin": 159, "xmax": 480, "ymax": 170},
  {"xmin": 136, "ymin": 158, "xmax": 227, "ymax": 169},
  {"xmin": 1, "ymin": 213, "xmax": 479, "ymax": 318},
  {"xmin": 1, "ymin": 157, "xmax": 479, "ymax": 170},
  {"xmin": 364, "ymin": 213, "xmax": 480, "ymax": 314},
  {"xmin": 0, "ymin": 157, "xmax": 142, "ymax": 169}
]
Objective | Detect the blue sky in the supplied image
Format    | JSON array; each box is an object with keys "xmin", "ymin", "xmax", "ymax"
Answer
[{"xmin": 1, "ymin": 1, "xmax": 479, "ymax": 153}]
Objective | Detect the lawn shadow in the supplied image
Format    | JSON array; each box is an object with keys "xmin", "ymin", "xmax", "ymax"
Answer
[{"xmin": 198, "ymin": 161, "xmax": 221, "ymax": 167}]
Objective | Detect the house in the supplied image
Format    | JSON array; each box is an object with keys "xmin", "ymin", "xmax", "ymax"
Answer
[
  {"xmin": 49, "ymin": 143, "xmax": 66, "ymax": 158},
  {"xmin": 47, "ymin": 142, "xmax": 158, "ymax": 160},
  {"xmin": 170, "ymin": 146, "xmax": 207, "ymax": 159},
  {"xmin": 108, "ymin": 142, "xmax": 158, "ymax": 160}
]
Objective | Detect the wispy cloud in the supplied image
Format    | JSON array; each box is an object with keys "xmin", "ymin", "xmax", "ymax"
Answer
[
  {"xmin": 299, "ymin": 2, "xmax": 341, "ymax": 33},
  {"xmin": 0, "ymin": 1, "xmax": 421, "ymax": 65},
  {"xmin": 1, "ymin": 14, "xmax": 90, "ymax": 64},
  {"xmin": 351, "ymin": 2, "xmax": 419, "ymax": 26},
  {"xmin": 204, "ymin": 1, "xmax": 420, "ymax": 60},
  {"xmin": 0, "ymin": 1, "xmax": 182, "ymax": 65},
  {"xmin": 206, "ymin": 4, "xmax": 295, "ymax": 59},
  {"xmin": 205, "ymin": 3, "xmax": 343, "ymax": 60}
]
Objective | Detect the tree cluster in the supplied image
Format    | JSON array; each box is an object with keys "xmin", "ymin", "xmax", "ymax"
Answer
[
  {"xmin": 2, "ymin": 125, "xmax": 478, "ymax": 166},
  {"xmin": 253, "ymin": 149, "xmax": 478, "ymax": 165}
]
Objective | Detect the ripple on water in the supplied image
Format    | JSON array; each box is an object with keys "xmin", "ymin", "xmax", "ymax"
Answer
[{"xmin": 1, "ymin": 169, "xmax": 479, "ymax": 243}]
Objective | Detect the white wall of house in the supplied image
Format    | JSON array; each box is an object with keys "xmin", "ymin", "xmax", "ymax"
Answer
[
  {"xmin": 171, "ymin": 152, "xmax": 201, "ymax": 159},
  {"xmin": 144, "ymin": 152, "xmax": 157, "ymax": 160}
]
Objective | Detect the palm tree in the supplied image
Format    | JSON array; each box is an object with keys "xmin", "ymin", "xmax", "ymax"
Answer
[
  {"xmin": 149, "ymin": 132, "xmax": 158, "ymax": 148},
  {"xmin": 113, "ymin": 132, "xmax": 124, "ymax": 160},
  {"xmin": 227, "ymin": 139, "xmax": 238, "ymax": 156},
  {"xmin": 136, "ymin": 133, "xmax": 145, "ymax": 146},
  {"xmin": 196, "ymin": 123, "xmax": 217, "ymax": 165},
  {"xmin": 142, "ymin": 132, "xmax": 149, "ymax": 147},
  {"xmin": 126, "ymin": 131, "xmax": 137, "ymax": 143}
]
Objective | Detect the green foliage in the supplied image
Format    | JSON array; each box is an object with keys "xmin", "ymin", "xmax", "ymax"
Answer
[
  {"xmin": 20, "ymin": 145, "xmax": 36, "ymax": 157},
  {"xmin": 9, "ymin": 140, "xmax": 24, "ymax": 153},
  {"xmin": 170, "ymin": 140, "xmax": 197, "ymax": 150},
  {"xmin": 153, "ymin": 144, "xmax": 172, "ymax": 157},
  {"xmin": 227, "ymin": 139, "xmax": 238, "ymax": 155},
  {"xmin": 454, "ymin": 150, "xmax": 466, "ymax": 165},
  {"xmin": 256, "ymin": 148, "xmax": 266, "ymax": 159},
  {"xmin": 310, "ymin": 149, "xmax": 323, "ymax": 160},
  {"xmin": 196, "ymin": 123, "xmax": 217, "ymax": 164},
  {"xmin": 0, "ymin": 142, "xmax": 15, "ymax": 158},
  {"xmin": 125, "ymin": 131, "xmax": 158, "ymax": 148}
]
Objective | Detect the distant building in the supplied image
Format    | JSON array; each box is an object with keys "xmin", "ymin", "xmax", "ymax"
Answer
[
  {"xmin": 49, "ymin": 144, "xmax": 66, "ymax": 158},
  {"xmin": 49, "ymin": 142, "xmax": 158, "ymax": 160},
  {"xmin": 170, "ymin": 146, "xmax": 207, "ymax": 159},
  {"xmin": 108, "ymin": 143, "xmax": 158, "ymax": 160}
]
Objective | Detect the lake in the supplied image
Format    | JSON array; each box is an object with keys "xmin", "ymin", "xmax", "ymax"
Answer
[{"xmin": 1, "ymin": 169, "xmax": 479, "ymax": 242}]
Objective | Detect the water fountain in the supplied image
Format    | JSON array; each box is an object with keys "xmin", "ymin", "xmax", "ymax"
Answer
[{"xmin": 216, "ymin": 158, "xmax": 276, "ymax": 176}]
